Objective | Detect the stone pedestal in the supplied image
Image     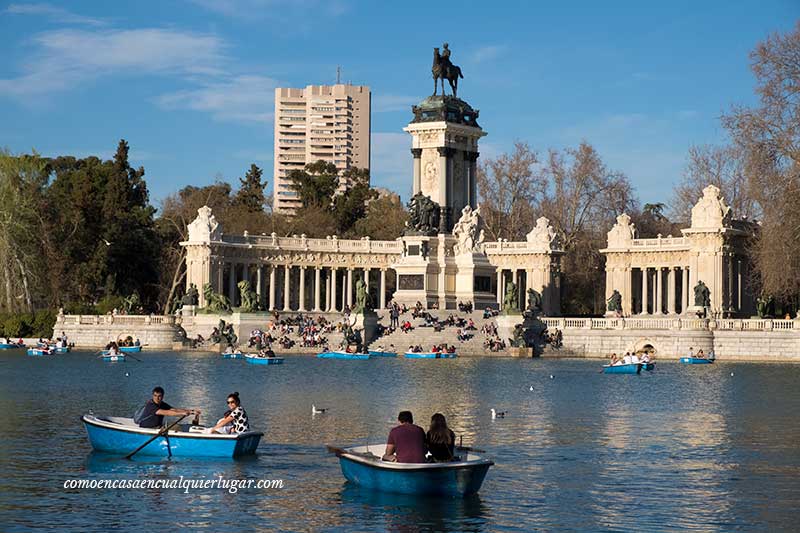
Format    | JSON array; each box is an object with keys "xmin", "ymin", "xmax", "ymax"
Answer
[
  {"xmin": 496, "ymin": 312, "xmax": 547, "ymax": 356},
  {"xmin": 495, "ymin": 313, "xmax": 523, "ymax": 346},
  {"xmin": 352, "ymin": 311, "xmax": 379, "ymax": 347},
  {"xmin": 391, "ymin": 235, "xmax": 441, "ymax": 308},
  {"xmin": 454, "ymin": 251, "xmax": 496, "ymax": 310},
  {"xmin": 181, "ymin": 305, "xmax": 197, "ymax": 318}
]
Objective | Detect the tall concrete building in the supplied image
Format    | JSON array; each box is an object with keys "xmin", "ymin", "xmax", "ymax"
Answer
[{"xmin": 273, "ymin": 84, "xmax": 371, "ymax": 213}]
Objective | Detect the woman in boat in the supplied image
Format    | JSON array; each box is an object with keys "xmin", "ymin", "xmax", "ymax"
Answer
[
  {"xmin": 426, "ymin": 413, "xmax": 456, "ymax": 462},
  {"xmin": 208, "ymin": 392, "xmax": 250, "ymax": 434}
]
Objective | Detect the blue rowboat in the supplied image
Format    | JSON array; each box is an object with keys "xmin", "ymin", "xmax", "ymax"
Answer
[
  {"xmin": 0, "ymin": 343, "xmax": 24, "ymax": 349},
  {"xmin": 368, "ymin": 349, "xmax": 398, "ymax": 357},
  {"xmin": 244, "ymin": 353, "xmax": 284, "ymax": 365},
  {"xmin": 27, "ymin": 348, "xmax": 53, "ymax": 356},
  {"xmin": 100, "ymin": 352, "xmax": 126, "ymax": 362},
  {"xmin": 680, "ymin": 357, "xmax": 714, "ymax": 364},
  {"xmin": 81, "ymin": 415, "xmax": 262, "ymax": 458},
  {"xmin": 221, "ymin": 352, "xmax": 243, "ymax": 359},
  {"xmin": 317, "ymin": 351, "xmax": 370, "ymax": 360},
  {"xmin": 332, "ymin": 444, "xmax": 493, "ymax": 497},
  {"xmin": 53, "ymin": 346, "xmax": 70, "ymax": 353},
  {"xmin": 404, "ymin": 352, "xmax": 457, "ymax": 359},
  {"xmin": 119, "ymin": 346, "xmax": 142, "ymax": 353},
  {"xmin": 641, "ymin": 362, "xmax": 655, "ymax": 371},
  {"xmin": 603, "ymin": 363, "xmax": 642, "ymax": 374}
]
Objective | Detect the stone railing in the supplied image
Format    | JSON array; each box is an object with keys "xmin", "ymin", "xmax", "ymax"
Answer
[
  {"xmin": 629, "ymin": 236, "xmax": 688, "ymax": 250},
  {"xmin": 57, "ymin": 314, "xmax": 177, "ymax": 326},
  {"xmin": 483, "ymin": 241, "xmax": 563, "ymax": 254},
  {"xmin": 541, "ymin": 317, "xmax": 798, "ymax": 332},
  {"xmin": 218, "ymin": 234, "xmax": 403, "ymax": 254}
]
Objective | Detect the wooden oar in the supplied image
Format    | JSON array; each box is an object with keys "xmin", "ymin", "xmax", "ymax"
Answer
[
  {"xmin": 456, "ymin": 445, "xmax": 486, "ymax": 453},
  {"xmin": 126, "ymin": 414, "xmax": 188, "ymax": 459},
  {"xmin": 326, "ymin": 445, "xmax": 379, "ymax": 459}
]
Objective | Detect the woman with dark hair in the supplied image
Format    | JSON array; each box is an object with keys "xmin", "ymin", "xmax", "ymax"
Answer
[
  {"xmin": 208, "ymin": 392, "xmax": 250, "ymax": 434},
  {"xmin": 426, "ymin": 413, "xmax": 456, "ymax": 462}
]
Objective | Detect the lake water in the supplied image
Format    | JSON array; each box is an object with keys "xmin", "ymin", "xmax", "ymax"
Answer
[{"xmin": 1, "ymin": 351, "xmax": 799, "ymax": 532}]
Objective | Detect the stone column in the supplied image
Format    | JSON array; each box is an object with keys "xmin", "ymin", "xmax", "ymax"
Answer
[
  {"xmin": 642, "ymin": 268, "xmax": 649, "ymax": 315},
  {"xmin": 737, "ymin": 259, "xmax": 742, "ymax": 312},
  {"xmin": 411, "ymin": 148, "xmax": 422, "ymax": 195},
  {"xmin": 667, "ymin": 267, "xmax": 676, "ymax": 314},
  {"xmin": 437, "ymin": 147, "xmax": 455, "ymax": 233},
  {"xmin": 256, "ymin": 266, "xmax": 263, "ymax": 308},
  {"xmin": 512, "ymin": 269, "xmax": 519, "ymax": 311},
  {"xmin": 325, "ymin": 269, "xmax": 332, "ymax": 312},
  {"xmin": 496, "ymin": 268, "xmax": 503, "ymax": 305},
  {"xmin": 314, "ymin": 267, "xmax": 321, "ymax": 312},
  {"xmin": 283, "ymin": 265, "xmax": 291, "ymax": 311},
  {"xmin": 654, "ymin": 267, "xmax": 662, "ymax": 314},
  {"xmin": 228, "ymin": 263, "xmax": 237, "ymax": 303},
  {"xmin": 379, "ymin": 269, "xmax": 387, "ymax": 309},
  {"xmin": 330, "ymin": 268, "xmax": 338, "ymax": 312},
  {"xmin": 242, "ymin": 264, "xmax": 249, "ymax": 283},
  {"xmin": 685, "ymin": 266, "xmax": 691, "ymax": 311},
  {"xmin": 269, "ymin": 266, "xmax": 276, "ymax": 310},
  {"xmin": 465, "ymin": 151, "xmax": 479, "ymax": 209},
  {"xmin": 298, "ymin": 266, "xmax": 306, "ymax": 311},
  {"xmin": 346, "ymin": 269, "xmax": 353, "ymax": 307}
]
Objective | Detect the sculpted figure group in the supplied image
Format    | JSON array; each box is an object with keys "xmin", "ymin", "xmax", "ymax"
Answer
[{"xmin": 405, "ymin": 192, "xmax": 441, "ymax": 236}]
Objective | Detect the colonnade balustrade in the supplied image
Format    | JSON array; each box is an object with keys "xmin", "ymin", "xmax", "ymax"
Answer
[{"xmin": 217, "ymin": 263, "xmax": 390, "ymax": 312}]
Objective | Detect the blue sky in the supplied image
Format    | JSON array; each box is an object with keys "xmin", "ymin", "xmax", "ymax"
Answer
[{"xmin": 0, "ymin": 1, "xmax": 797, "ymax": 209}]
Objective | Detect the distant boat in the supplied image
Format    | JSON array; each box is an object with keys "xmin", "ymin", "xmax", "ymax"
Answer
[
  {"xmin": 244, "ymin": 353, "xmax": 284, "ymax": 365},
  {"xmin": 119, "ymin": 346, "xmax": 142, "ymax": 353},
  {"xmin": 404, "ymin": 352, "xmax": 457, "ymax": 359},
  {"xmin": 317, "ymin": 351, "xmax": 370, "ymax": 360},
  {"xmin": 0, "ymin": 342, "xmax": 25, "ymax": 350},
  {"xmin": 27, "ymin": 347, "xmax": 53, "ymax": 356},
  {"xmin": 680, "ymin": 357, "xmax": 714, "ymax": 364},
  {"xmin": 221, "ymin": 352, "xmax": 243, "ymax": 359},
  {"xmin": 603, "ymin": 363, "xmax": 642, "ymax": 374},
  {"xmin": 329, "ymin": 444, "xmax": 493, "ymax": 497},
  {"xmin": 100, "ymin": 352, "xmax": 126, "ymax": 362},
  {"xmin": 82, "ymin": 414, "xmax": 262, "ymax": 458},
  {"xmin": 37, "ymin": 341, "xmax": 70, "ymax": 353}
]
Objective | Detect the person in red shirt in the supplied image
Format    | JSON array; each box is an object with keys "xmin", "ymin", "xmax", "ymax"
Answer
[{"xmin": 382, "ymin": 410, "xmax": 427, "ymax": 463}]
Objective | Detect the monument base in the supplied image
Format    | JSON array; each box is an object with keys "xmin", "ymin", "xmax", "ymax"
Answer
[{"xmin": 352, "ymin": 311, "xmax": 379, "ymax": 347}]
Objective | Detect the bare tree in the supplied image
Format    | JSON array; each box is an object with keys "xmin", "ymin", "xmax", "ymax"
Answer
[
  {"xmin": 672, "ymin": 144, "xmax": 758, "ymax": 223},
  {"xmin": 477, "ymin": 142, "xmax": 545, "ymax": 241},
  {"xmin": 722, "ymin": 23, "xmax": 800, "ymax": 300}
]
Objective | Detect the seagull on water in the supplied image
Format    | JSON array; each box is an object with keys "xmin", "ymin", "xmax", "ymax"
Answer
[
  {"xmin": 312, "ymin": 404, "xmax": 327, "ymax": 415},
  {"xmin": 491, "ymin": 408, "xmax": 506, "ymax": 419},
  {"xmin": 101, "ymin": 238, "xmax": 112, "ymax": 246},
  {"xmin": 529, "ymin": 385, "xmax": 534, "ymax": 391}
]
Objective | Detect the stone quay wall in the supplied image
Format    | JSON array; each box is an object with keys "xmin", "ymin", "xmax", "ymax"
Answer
[
  {"xmin": 53, "ymin": 314, "xmax": 183, "ymax": 349},
  {"xmin": 54, "ymin": 313, "xmax": 800, "ymax": 361},
  {"xmin": 541, "ymin": 317, "xmax": 800, "ymax": 361}
]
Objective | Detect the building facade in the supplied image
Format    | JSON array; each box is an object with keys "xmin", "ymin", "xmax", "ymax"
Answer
[
  {"xmin": 273, "ymin": 84, "xmax": 371, "ymax": 213},
  {"xmin": 601, "ymin": 185, "xmax": 756, "ymax": 318}
]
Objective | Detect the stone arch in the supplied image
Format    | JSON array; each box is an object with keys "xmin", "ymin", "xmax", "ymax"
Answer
[{"xmin": 631, "ymin": 338, "xmax": 658, "ymax": 355}]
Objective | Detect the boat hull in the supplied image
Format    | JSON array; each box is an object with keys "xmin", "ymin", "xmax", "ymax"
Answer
[
  {"xmin": 102, "ymin": 354, "xmax": 126, "ymax": 362},
  {"xmin": 221, "ymin": 353, "xmax": 243, "ymax": 359},
  {"xmin": 82, "ymin": 415, "xmax": 262, "ymax": 458},
  {"xmin": 404, "ymin": 352, "xmax": 457, "ymax": 359},
  {"xmin": 244, "ymin": 355, "xmax": 284, "ymax": 365},
  {"xmin": 336, "ymin": 444, "xmax": 492, "ymax": 497},
  {"xmin": 641, "ymin": 362, "xmax": 655, "ymax": 371},
  {"xmin": 53, "ymin": 346, "xmax": 70, "ymax": 353},
  {"xmin": 317, "ymin": 351, "xmax": 370, "ymax": 360},
  {"xmin": 680, "ymin": 357, "xmax": 714, "ymax": 364},
  {"xmin": 0, "ymin": 343, "xmax": 24, "ymax": 349},
  {"xmin": 603, "ymin": 363, "xmax": 642, "ymax": 374},
  {"xmin": 368, "ymin": 350, "xmax": 397, "ymax": 357},
  {"xmin": 27, "ymin": 348, "xmax": 52, "ymax": 356},
  {"xmin": 119, "ymin": 346, "xmax": 142, "ymax": 353}
]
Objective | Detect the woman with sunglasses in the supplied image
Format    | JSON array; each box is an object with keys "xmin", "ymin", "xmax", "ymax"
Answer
[{"xmin": 208, "ymin": 392, "xmax": 250, "ymax": 434}]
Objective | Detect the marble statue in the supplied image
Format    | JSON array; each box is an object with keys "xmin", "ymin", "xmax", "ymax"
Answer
[
  {"xmin": 187, "ymin": 206, "xmax": 222, "ymax": 243},
  {"xmin": 452, "ymin": 205, "xmax": 486, "ymax": 255},
  {"xmin": 526, "ymin": 217, "xmax": 561, "ymax": 251},
  {"xmin": 690, "ymin": 184, "xmax": 732, "ymax": 229},
  {"xmin": 606, "ymin": 213, "xmax": 636, "ymax": 249}
]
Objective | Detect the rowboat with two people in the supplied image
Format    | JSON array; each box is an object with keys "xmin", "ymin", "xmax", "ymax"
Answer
[
  {"xmin": 0, "ymin": 338, "xmax": 25, "ymax": 350},
  {"xmin": 27, "ymin": 347, "xmax": 54, "ymax": 356},
  {"xmin": 603, "ymin": 362, "xmax": 642, "ymax": 374},
  {"xmin": 680, "ymin": 348, "xmax": 715, "ymax": 364}
]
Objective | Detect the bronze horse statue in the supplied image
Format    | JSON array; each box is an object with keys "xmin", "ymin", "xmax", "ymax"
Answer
[{"xmin": 432, "ymin": 47, "xmax": 463, "ymax": 98}]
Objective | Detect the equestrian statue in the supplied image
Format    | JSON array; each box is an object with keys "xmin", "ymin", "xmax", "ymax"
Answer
[{"xmin": 432, "ymin": 42, "xmax": 464, "ymax": 98}]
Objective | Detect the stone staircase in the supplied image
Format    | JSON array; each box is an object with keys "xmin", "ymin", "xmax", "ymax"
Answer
[{"xmin": 368, "ymin": 310, "xmax": 509, "ymax": 357}]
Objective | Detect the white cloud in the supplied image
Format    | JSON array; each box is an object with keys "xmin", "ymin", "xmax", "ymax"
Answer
[
  {"xmin": 156, "ymin": 75, "xmax": 278, "ymax": 123},
  {"xmin": 5, "ymin": 3, "xmax": 106, "ymax": 26},
  {"xmin": 187, "ymin": 0, "xmax": 349, "ymax": 19},
  {"xmin": 0, "ymin": 28, "xmax": 227, "ymax": 98},
  {"xmin": 371, "ymin": 132, "xmax": 411, "ymax": 198},
  {"xmin": 469, "ymin": 45, "xmax": 507, "ymax": 64},
  {"xmin": 373, "ymin": 94, "xmax": 418, "ymax": 113}
]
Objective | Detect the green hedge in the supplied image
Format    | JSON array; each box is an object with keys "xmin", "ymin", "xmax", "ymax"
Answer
[{"xmin": 0, "ymin": 310, "xmax": 57, "ymax": 338}]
